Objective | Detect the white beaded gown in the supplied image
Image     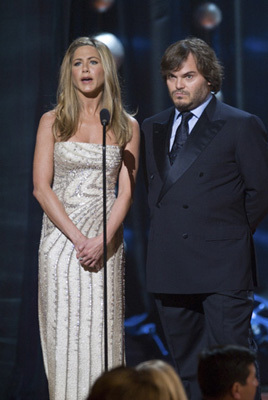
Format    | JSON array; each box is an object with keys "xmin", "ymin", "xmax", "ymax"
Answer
[{"xmin": 38, "ymin": 142, "xmax": 125, "ymax": 400}]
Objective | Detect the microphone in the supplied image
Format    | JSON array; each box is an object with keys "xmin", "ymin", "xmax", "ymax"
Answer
[
  {"xmin": 100, "ymin": 109, "xmax": 110, "ymax": 126},
  {"xmin": 99, "ymin": 109, "xmax": 110, "ymax": 370}
]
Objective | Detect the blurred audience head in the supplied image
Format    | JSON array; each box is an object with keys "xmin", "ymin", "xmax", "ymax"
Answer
[
  {"xmin": 136, "ymin": 359, "xmax": 188, "ymax": 400},
  {"xmin": 198, "ymin": 345, "xmax": 258, "ymax": 400},
  {"xmin": 88, "ymin": 365, "xmax": 164, "ymax": 400}
]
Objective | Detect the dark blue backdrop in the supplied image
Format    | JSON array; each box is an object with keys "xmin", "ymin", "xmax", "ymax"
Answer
[{"xmin": 1, "ymin": 1, "xmax": 268, "ymax": 398}]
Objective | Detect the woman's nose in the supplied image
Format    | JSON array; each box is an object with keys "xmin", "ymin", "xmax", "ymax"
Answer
[{"xmin": 82, "ymin": 64, "xmax": 89, "ymax": 72}]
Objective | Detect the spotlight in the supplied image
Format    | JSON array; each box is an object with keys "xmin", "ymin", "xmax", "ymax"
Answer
[
  {"xmin": 194, "ymin": 2, "xmax": 222, "ymax": 30},
  {"xmin": 94, "ymin": 32, "xmax": 125, "ymax": 68},
  {"xmin": 90, "ymin": 0, "xmax": 115, "ymax": 13}
]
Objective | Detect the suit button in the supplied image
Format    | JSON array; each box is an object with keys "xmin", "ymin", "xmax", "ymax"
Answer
[
  {"xmin": 199, "ymin": 172, "xmax": 204, "ymax": 177},
  {"xmin": 182, "ymin": 233, "xmax": 188, "ymax": 239},
  {"xmin": 150, "ymin": 174, "xmax": 154, "ymax": 180},
  {"xmin": 157, "ymin": 202, "xmax": 162, "ymax": 208},
  {"xmin": 182, "ymin": 204, "xmax": 189, "ymax": 209}
]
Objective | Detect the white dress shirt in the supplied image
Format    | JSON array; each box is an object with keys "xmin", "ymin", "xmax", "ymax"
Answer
[{"xmin": 169, "ymin": 94, "xmax": 213, "ymax": 151}]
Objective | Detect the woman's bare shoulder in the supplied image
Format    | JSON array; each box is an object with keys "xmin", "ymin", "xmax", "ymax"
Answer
[
  {"xmin": 36, "ymin": 111, "xmax": 57, "ymax": 142},
  {"xmin": 128, "ymin": 115, "xmax": 140, "ymax": 137},
  {"xmin": 126, "ymin": 115, "xmax": 139, "ymax": 130},
  {"xmin": 39, "ymin": 110, "xmax": 56, "ymax": 126}
]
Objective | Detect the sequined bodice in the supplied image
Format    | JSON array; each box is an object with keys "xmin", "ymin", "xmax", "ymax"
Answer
[{"xmin": 53, "ymin": 142, "xmax": 122, "ymax": 214}]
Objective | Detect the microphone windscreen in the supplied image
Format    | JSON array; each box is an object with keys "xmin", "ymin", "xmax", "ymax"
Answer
[{"xmin": 100, "ymin": 109, "xmax": 110, "ymax": 126}]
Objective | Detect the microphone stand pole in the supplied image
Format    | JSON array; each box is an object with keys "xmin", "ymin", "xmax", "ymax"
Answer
[{"xmin": 102, "ymin": 120, "xmax": 108, "ymax": 372}]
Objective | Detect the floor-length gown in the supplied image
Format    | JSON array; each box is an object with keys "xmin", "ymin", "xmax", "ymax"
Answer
[{"xmin": 38, "ymin": 142, "xmax": 125, "ymax": 400}]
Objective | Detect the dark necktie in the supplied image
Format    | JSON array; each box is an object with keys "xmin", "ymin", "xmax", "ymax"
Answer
[{"xmin": 169, "ymin": 111, "xmax": 193, "ymax": 165}]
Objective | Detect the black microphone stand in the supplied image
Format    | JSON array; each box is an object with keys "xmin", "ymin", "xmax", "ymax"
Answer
[{"xmin": 101, "ymin": 109, "xmax": 110, "ymax": 372}]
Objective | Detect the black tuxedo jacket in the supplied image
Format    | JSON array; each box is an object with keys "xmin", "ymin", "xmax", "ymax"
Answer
[{"xmin": 141, "ymin": 96, "xmax": 268, "ymax": 294}]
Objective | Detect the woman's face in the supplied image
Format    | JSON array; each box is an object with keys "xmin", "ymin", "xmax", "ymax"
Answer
[{"xmin": 71, "ymin": 45, "xmax": 105, "ymax": 97}]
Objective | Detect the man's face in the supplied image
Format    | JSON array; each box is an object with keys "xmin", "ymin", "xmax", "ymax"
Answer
[
  {"xmin": 233, "ymin": 363, "xmax": 259, "ymax": 400},
  {"xmin": 166, "ymin": 52, "xmax": 211, "ymax": 112}
]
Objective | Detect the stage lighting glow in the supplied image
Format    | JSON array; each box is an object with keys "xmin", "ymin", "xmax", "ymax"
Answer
[
  {"xmin": 94, "ymin": 32, "xmax": 125, "ymax": 68},
  {"xmin": 215, "ymin": 90, "xmax": 224, "ymax": 102},
  {"xmin": 194, "ymin": 2, "xmax": 222, "ymax": 30},
  {"xmin": 90, "ymin": 0, "xmax": 115, "ymax": 13}
]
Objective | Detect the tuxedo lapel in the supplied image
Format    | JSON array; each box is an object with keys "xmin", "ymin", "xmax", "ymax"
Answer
[
  {"xmin": 157, "ymin": 99, "xmax": 226, "ymax": 203},
  {"xmin": 153, "ymin": 110, "xmax": 174, "ymax": 181}
]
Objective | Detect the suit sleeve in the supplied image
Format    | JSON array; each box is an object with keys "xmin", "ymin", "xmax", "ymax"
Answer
[{"xmin": 236, "ymin": 114, "xmax": 268, "ymax": 232}]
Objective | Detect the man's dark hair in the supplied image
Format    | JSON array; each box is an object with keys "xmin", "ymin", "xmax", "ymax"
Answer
[
  {"xmin": 160, "ymin": 37, "xmax": 223, "ymax": 93},
  {"xmin": 197, "ymin": 345, "xmax": 256, "ymax": 399}
]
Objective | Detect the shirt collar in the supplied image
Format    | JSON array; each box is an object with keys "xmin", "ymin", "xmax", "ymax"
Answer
[{"xmin": 174, "ymin": 93, "xmax": 213, "ymax": 120}]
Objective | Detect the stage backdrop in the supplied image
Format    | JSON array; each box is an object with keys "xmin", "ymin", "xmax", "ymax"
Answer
[{"xmin": 1, "ymin": 1, "xmax": 268, "ymax": 398}]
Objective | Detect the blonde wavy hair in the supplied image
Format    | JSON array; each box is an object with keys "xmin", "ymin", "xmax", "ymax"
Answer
[
  {"xmin": 53, "ymin": 37, "xmax": 132, "ymax": 147},
  {"xmin": 136, "ymin": 359, "xmax": 188, "ymax": 400}
]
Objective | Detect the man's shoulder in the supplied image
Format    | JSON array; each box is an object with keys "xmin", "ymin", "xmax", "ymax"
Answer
[
  {"xmin": 215, "ymin": 98, "xmax": 257, "ymax": 120},
  {"xmin": 214, "ymin": 98, "xmax": 267, "ymax": 134},
  {"xmin": 141, "ymin": 107, "xmax": 174, "ymax": 128}
]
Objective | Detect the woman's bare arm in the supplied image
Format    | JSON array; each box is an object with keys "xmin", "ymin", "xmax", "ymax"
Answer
[{"xmin": 33, "ymin": 112, "xmax": 86, "ymax": 249}]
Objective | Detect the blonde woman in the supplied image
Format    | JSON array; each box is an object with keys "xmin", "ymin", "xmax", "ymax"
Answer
[
  {"xmin": 136, "ymin": 359, "xmax": 188, "ymax": 400},
  {"xmin": 33, "ymin": 37, "xmax": 140, "ymax": 400}
]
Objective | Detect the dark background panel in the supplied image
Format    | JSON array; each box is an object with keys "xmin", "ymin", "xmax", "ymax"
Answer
[{"xmin": 1, "ymin": 1, "xmax": 268, "ymax": 399}]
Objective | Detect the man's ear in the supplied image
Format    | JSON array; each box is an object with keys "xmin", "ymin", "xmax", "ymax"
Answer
[{"xmin": 231, "ymin": 382, "xmax": 241, "ymax": 399}]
